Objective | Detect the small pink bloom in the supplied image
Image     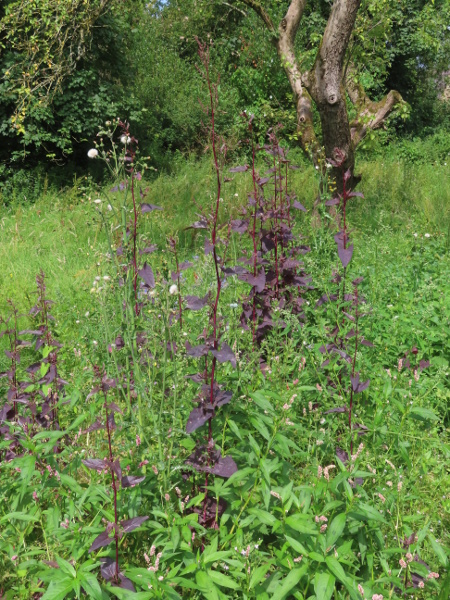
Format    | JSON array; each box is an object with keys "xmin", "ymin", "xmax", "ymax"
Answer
[
  {"xmin": 399, "ymin": 559, "xmax": 407, "ymax": 569},
  {"xmin": 418, "ymin": 581, "xmax": 424, "ymax": 588}
]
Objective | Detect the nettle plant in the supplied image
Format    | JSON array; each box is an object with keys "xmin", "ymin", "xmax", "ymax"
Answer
[
  {"xmin": 315, "ymin": 150, "xmax": 373, "ymax": 458},
  {"xmin": 225, "ymin": 118, "xmax": 312, "ymax": 348},
  {"xmin": 180, "ymin": 38, "xmax": 238, "ymax": 528}
]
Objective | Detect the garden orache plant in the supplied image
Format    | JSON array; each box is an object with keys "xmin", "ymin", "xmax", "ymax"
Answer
[
  {"xmin": 226, "ymin": 122, "xmax": 311, "ymax": 347},
  {"xmin": 82, "ymin": 366, "xmax": 148, "ymax": 592},
  {"xmin": 182, "ymin": 38, "xmax": 237, "ymax": 529},
  {"xmin": 317, "ymin": 152, "xmax": 372, "ymax": 456}
]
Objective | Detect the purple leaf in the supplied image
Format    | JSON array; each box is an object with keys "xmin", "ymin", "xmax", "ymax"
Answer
[
  {"xmin": 120, "ymin": 516, "xmax": 149, "ymax": 533},
  {"xmin": 110, "ymin": 459, "xmax": 122, "ymax": 481},
  {"xmin": 336, "ymin": 447, "xmax": 349, "ymax": 465},
  {"xmin": 337, "ymin": 243, "xmax": 354, "ymax": 268},
  {"xmin": 360, "ymin": 338, "xmax": 374, "ymax": 347},
  {"xmin": 293, "ymin": 200, "xmax": 307, "ymax": 211},
  {"xmin": 100, "ymin": 558, "xmax": 116, "ymax": 581},
  {"xmin": 186, "ymin": 343, "xmax": 209, "ymax": 358},
  {"xmin": 214, "ymin": 390, "xmax": 232, "ymax": 407},
  {"xmin": 204, "ymin": 237, "xmax": 214, "ymax": 255},
  {"xmin": 185, "ymin": 294, "xmax": 209, "ymax": 310},
  {"xmin": 223, "ymin": 266, "xmax": 247, "ymax": 276},
  {"xmin": 89, "ymin": 527, "xmax": 115, "ymax": 552},
  {"xmin": 257, "ymin": 177, "xmax": 270, "ymax": 187},
  {"xmin": 231, "ymin": 219, "xmax": 249, "ymax": 234},
  {"xmin": 357, "ymin": 379, "xmax": 370, "ymax": 392},
  {"xmin": 188, "ymin": 219, "xmax": 208, "ymax": 230},
  {"xmin": 121, "ymin": 475, "xmax": 145, "ymax": 488},
  {"xmin": 138, "ymin": 263, "xmax": 155, "ymax": 288},
  {"xmin": 344, "ymin": 169, "xmax": 352, "ymax": 183},
  {"xmin": 186, "ymin": 407, "xmax": 212, "ymax": 434},
  {"xmin": 139, "ymin": 245, "xmax": 158, "ymax": 254},
  {"xmin": 82, "ymin": 458, "xmax": 108, "ymax": 472},
  {"xmin": 108, "ymin": 402, "xmax": 123, "ymax": 414},
  {"xmin": 238, "ymin": 269, "xmax": 266, "ymax": 293},
  {"xmin": 324, "ymin": 406, "xmax": 347, "ymax": 414},
  {"xmin": 419, "ymin": 359, "xmax": 430, "ymax": 370},
  {"xmin": 350, "ymin": 374, "xmax": 360, "ymax": 392},
  {"xmin": 141, "ymin": 203, "xmax": 162, "ymax": 213},
  {"xmin": 117, "ymin": 574, "xmax": 136, "ymax": 592},
  {"xmin": 352, "ymin": 277, "xmax": 364, "ymax": 285},
  {"xmin": 179, "ymin": 261, "xmax": 193, "ymax": 271},
  {"xmin": 211, "ymin": 343, "xmax": 236, "ymax": 368},
  {"xmin": 348, "ymin": 191, "xmax": 364, "ymax": 199},
  {"xmin": 186, "ymin": 373, "xmax": 204, "ymax": 383},
  {"xmin": 325, "ymin": 198, "xmax": 340, "ymax": 206},
  {"xmin": 229, "ymin": 165, "xmax": 249, "ymax": 172},
  {"xmin": 85, "ymin": 419, "xmax": 104, "ymax": 433},
  {"xmin": 18, "ymin": 330, "xmax": 42, "ymax": 336},
  {"xmin": 211, "ymin": 455, "xmax": 238, "ymax": 478}
]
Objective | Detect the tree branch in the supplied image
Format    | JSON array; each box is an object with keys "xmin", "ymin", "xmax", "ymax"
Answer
[
  {"xmin": 347, "ymin": 74, "xmax": 404, "ymax": 146},
  {"xmin": 311, "ymin": 0, "xmax": 361, "ymax": 105},
  {"xmin": 232, "ymin": 0, "xmax": 275, "ymax": 33}
]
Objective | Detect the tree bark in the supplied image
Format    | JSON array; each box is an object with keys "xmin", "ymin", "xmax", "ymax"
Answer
[
  {"xmin": 276, "ymin": 1, "xmax": 319, "ymax": 159},
  {"xmin": 306, "ymin": 0, "xmax": 361, "ymax": 189}
]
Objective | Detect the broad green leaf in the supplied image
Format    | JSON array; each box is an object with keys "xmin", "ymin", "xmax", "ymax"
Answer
[
  {"xmin": 203, "ymin": 551, "xmax": 233, "ymax": 564},
  {"xmin": 0, "ymin": 512, "xmax": 39, "ymax": 524},
  {"xmin": 55, "ymin": 556, "xmax": 76, "ymax": 578},
  {"xmin": 249, "ymin": 562, "xmax": 273, "ymax": 590},
  {"xmin": 249, "ymin": 416, "xmax": 271, "ymax": 441},
  {"xmin": 285, "ymin": 514, "xmax": 317, "ymax": 535},
  {"xmin": 79, "ymin": 572, "xmax": 103, "ymax": 600},
  {"xmin": 349, "ymin": 502, "xmax": 386, "ymax": 523},
  {"xmin": 171, "ymin": 526, "xmax": 180, "ymax": 551},
  {"xmin": 227, "ymin": 419, "xmax": 242, "ymax": 441},
  {"xmin": 249, "ymin": 508, "xmax": 278, "ymax": 526},
  {"xmin": 410, "ymin": 407, "xmax": 439, "ymax": 421},
  {"xmin": 59, "ymin": 474, "xmax": 84, "ymax": 496},
  {"xmin": 208, "ymin": 569, "xmax": 240, "ymax": 589},
  {"xmin": 314, "ymin": 572, "xmax": 335, "ymax": 600},
  {"xmin": 251, "ymin": 392, "xmax": 275, "ymax": 414},
  {"xmin": 285, "ymin": 535, "xmax": 308, "ymax": 555},
  {"xmin": 325, "ymin": 557, "xmax": 359, "ymax": 600},
  {"xmin": 271, "ymin": 566, "xmax": 307, "ymax": 600},
  {"xmin": 41, "ymin": 578, "xmax": 75, "ymax": 600},
  {"xmin": 196, "ymin": 570, "xmax": 220, "ymax": 600},
  {"xmin": 428, "ymin": 533, "xmax": 448, "ymax": 566},
  {"xmin": 326, "ymin": 513, "xmax": 346, "ymax": 547}
]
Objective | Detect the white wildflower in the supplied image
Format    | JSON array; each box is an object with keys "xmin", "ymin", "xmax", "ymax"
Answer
[
  {"xmin": 169, "ymin": 284, "xmax": 178, "ymax": 295},
  {"xmin": 87, "ymin": 148, "xmax": 98, "ymax": 158},
  {"xmin": 94, "ymin": 199, "xmax": 102, "ymax": 204}
]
